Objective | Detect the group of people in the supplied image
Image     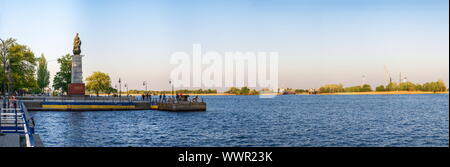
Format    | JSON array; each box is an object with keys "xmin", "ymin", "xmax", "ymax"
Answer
[
  {"xmin": 138, "ymin": 93, "xmax": 202, "ymax": 104},
  {"xmin": 1, "ymin": 95, "xmax": 18, "ymax": 109},
  {"xmin": 141, "ymin": 93, "xmax": 151, "ymax": 101}
]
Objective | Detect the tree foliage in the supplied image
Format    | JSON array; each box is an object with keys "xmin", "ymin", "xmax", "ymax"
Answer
[
  {"xmin": 318, "ymin": 84, "xmax": 344, "ymax": 93},
  {"xmin": 85, "ymin": 71, "xmax": 112, "ymax": 96},
  {"xmin": 376, "ymin": 80, "xmax": 447, "ymax": 92},
  {"xmin": 175, "ymin": 89, "xmax": 217, "ymax": 94},
  {"xmin": 344, "ymin": 84, "xmax": 372, "ymax": 92},
  {"xmin": 294, "ymin": 89, "xmax": 308, "ymax": 93},
  {"xmin": 37, "ymin": 54, "xmax": 50, "ymax": 93},
  {"xmin": 126, "ymin": 89, "xmax": 217, "ymax": 95},
  {"xmin": 0, "ymin": 38, "xmax": 37, "ymax": 94},
  {"xmin": 225, "ymin": 87, "xmax": 259, "ymax": 95},
  {"xmin": 375, "ymin": 85, "xmax": 385, "ymax": 92},
  {"xmin": 52, "ymin": 54, "xmax": 72, "ymax": 94}
]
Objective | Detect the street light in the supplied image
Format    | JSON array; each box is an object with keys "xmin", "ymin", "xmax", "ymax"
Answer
[
  {"xmin": 143, "ymin": 81, "xmax": 147, "ymax": 93},
  {"xmin": 124, "ymin": 83, "xmax": 128, "ymax": 96},
  {"xmin": 0, "ymin": 38, "xmax": 14, "ymax": 108},
  {"xmin": 118, "ymin": 78, "xmax": 122, "ymax": 98},
  {"xmin": 1, "ymin": 39, "xmax": 6, "ymax": 108},
  {"xmin": 114, "ymin": 84, "xmax": 118, "ymax": 96},
  {"xmin": 0, "ymin": 38, "xmax": 5, "ymax": 130},
  {"xmin": 169, "ymin": 79, "xmax": 174, "ymax": 97}
]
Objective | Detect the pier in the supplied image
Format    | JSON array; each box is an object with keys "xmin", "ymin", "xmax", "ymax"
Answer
[
  {"xmin": 17, "ymin": 95, "xmax": 206, "ymax": 112},
  {"xmin": 1, "ymin": 95, "xmax": 206, "ymax": 147},
  {"xmin": 0, "ymin": 101, "xmax": 44, "ymax": 147},
  {"xmin": 155, "ymin": 95, "xmax": 206, "ymax": 111}
]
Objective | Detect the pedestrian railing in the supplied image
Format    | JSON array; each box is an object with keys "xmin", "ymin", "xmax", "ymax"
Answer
[
  {"xmin": 151, "ymin": 97, "xmax": 205, "ymax": 104},
  {"xmin": 0, "ymin": 101, "xmax": 36, "ymax": 147}
]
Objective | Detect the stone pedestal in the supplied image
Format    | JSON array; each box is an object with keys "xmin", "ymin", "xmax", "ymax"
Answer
[
  {"xmin": 68, "ymin": 83, "xmax": 85, "ymax": 95},
  {"xmin": 71, "ymin": 54, "xmax": 83, "ymax": 83},
  {"xmin": 68, "ymin": 54, "xmax": 85, "ymax": 96}
]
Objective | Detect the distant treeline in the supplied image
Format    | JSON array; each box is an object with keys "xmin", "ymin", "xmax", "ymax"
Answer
[
  {"xmin": 318, "ymin": 84, "xmax": 372, "ymax": 93},
  {"xmin": 317, "ymin": 80, "xmax": 447, "ymax": 93},
  {"xmin": 126, "ymin": 89, "xmax": 217, "ymax": 95},
  {"xmin": 225, "ymin": 87, "xmax": 259, "ymax": 95},
  {"xmin": 123, "ymin": 80, "xmax": 448, "ymax": 95}
]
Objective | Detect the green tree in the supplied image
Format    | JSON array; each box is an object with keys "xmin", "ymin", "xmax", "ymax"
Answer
[
  {"xmin": 0, "ymin": 38, "xmax": 16, "ymax": 94},
  {"xmin": 360, "ymin": 84, "xmax": 372, "ymax": 92},
  {"xmin": 53, "ymin": 54, "xmax": 72, "ymax": 94},
  {"xmin": 86, "ymin": 71, "xmax": 112, "ymax": 96},
  {"xmin": 421, "ymin": 80, "xmax": 447, "ymax": 92},
  {"xmin": 386, "ymin": 82, "xmax": 398, "ymax": 91},
  {"xmin": 375, "ymin": 85, "xmax": 385, "ymax": 92},
  {"xmin": 319, "ymin": 84, "xmax": 344, "ymax": 93},
  {"xmin": 225, "ymin": 87, "xmax": 257, "ymax": 95},
  {"xmin": 436, "ymin": 80, "xmax": 447, "ymax": 92},
  {"xmin": 0, "ymin": 39, "xmax": 38, "ymax": 94},
  {"xmin": 344, "ymin": 86, "xmax": 358, "ymax": 92},
  {"xmin": 398, "ymin": 82, "xmax": 416, "ymax": 91},
  {"xmin": 240, "ymin": 87, "xmax": 250, "ymax": 95},
  {"xmin": 36, "ymin": 54, "xmax": 50, "ymax": 93},
  {"xmin": 106, "ymin": 86, "xmax": 118, "ymax": 96},
  {"xmin": 294, "ymin": 89, "xmax": 308, "ymax": 93},
  {"xmin": 249, "ymin": 89, "xmax": 259, "ymax": 95},
  {"xmin": 226, "ymin": 87, "xmax": 241, "ymax": 94}
]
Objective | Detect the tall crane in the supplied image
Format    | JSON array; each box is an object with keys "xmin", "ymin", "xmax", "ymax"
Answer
[
  {"xmin": 384, "ymin": 65, "xmax": 392, "ymax": 85},
  {"xmin": 361, "ymin": 75, "xmax": 366, "ymax": 87}
]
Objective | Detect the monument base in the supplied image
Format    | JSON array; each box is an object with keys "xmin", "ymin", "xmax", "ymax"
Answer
[{"xmin": 68, "ymin": 83, "xmax": 85, "ymax": 96}]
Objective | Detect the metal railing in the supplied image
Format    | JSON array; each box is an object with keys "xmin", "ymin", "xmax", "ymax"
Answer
[
  {"xmin": 0, "ymin": 101, "xmax": 36, "ymax": 147},
  {"xmin": 150, "ymin": 96, "xmax": 205, "ymax": 104},
  {"xmin": 17, "ymin": 96, "xmax": 135, "ymax": 103}
]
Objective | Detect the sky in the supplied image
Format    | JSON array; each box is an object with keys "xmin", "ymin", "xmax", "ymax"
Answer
[{"xmin": 0, "ymin": 0, "xmax": 448, "ymax": 91}]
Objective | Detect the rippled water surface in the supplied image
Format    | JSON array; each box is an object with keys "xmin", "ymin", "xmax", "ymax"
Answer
[{"xmin": 30, "ymin": 94, "xmax": 449, "ymax": 147}]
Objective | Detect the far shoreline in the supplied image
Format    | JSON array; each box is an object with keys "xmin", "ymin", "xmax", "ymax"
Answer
[
  {"xmin": 89, "ymin": 91, "xmax": 449, "ymax": 97},
  {"xmin": 310, "ymin": 91, "xmax": 449, "ymax": 95}
]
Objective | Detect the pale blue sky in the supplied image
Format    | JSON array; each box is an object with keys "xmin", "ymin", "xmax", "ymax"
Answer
[{"xmin": 0, "ymin": 0, "xmax": 448, "ymax": 90}]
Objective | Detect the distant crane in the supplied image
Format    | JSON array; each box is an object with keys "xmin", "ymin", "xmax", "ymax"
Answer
[
  {"xmin": 384, "ymin": 65, "xmax": 392, "ymax": 85},
  {"xmin": 361, "ymin": 75, "xmax": 366, "ymax": 87}
]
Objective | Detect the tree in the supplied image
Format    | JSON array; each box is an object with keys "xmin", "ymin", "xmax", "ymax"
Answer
[
  {"xmin": 0, "ymin": 38, "xmax": 38, "ymax": 94},
  {"xmin": 53, "ymin": 54, "xmax": 72, "ymax": 94},
  {"xmin": 436, "ymin": 80, "xmax": 447, "ymax": 92},
  {"xmin": 360, "ymin": 84, "xmax": 372, "ymax": 92},
  {"xmin": 295, "ymin": 89, "xmax": 308, "ymax": 93},
  {"xmin": 226, "ymin": 87, "xmax": 241, "ymax": 94},
  {"xmin": 0, "ymin": 38, "xmax": 16, "ymax": 94},
  {"xmin": 85, "ymin": 71, "xmax": 112, "ymax": 96},
  {"xmin": 240, "ymin": 87, "xmax": 250, "ymax": 95},
  {"xmin": 386, "ymin": 82, "xmax": 398, "ymax": 91},
  {"xmin": 225, "ymin": 87, "xmax": 258, "ymax": 95},
  {"xmin": 106, "ymin": 86, "xmax": 117, "ymax": 96},
  {"xmin": 375, "ymin": 85, "xmax": 385, "ymax": 92},
  {"xmin": 420, "ymin": 80, "xmax": 447, "ymax": 92},
  {"xmin": 36, "ymin": 54, "xmax": 50, "ymax": 93},
  {"xmin": 398, "ymin": 82, "xmax": 416, "ymax": 91},
  {"xmin": 249, "ymin": 89, "xmax": 259, "ymax": 95},
  {"xmin": 319, "ymin": 84, "xmax": 344, "ymax": 93}
]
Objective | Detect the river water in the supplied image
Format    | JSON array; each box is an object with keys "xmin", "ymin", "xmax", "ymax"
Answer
[{"xmin": 30, "ymin": 94, "xmax": 449, "ymax": 147}]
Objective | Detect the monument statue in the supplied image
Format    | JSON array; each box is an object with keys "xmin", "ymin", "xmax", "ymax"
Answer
[
  {"xmin": 73, "ymin": 33, "xmax": 82, "ymax": 55},
  {"xmin": 69, "ymin": 33, "xmax": 85, "ymax": 96}
]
